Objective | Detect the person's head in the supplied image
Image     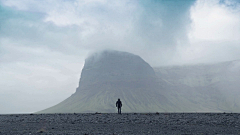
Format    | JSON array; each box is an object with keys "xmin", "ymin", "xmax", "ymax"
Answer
[{"xmin": 118, "ymin": 98, "xmax": 120, "ymax": 101}]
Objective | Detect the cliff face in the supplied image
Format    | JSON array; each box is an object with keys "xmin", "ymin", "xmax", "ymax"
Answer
[
  {"xmin": 77, "ymin": 50, "xmax": 157, "ymax": 93},
  {"xmin": 39, "ymin": 50, "xmax": 169, "ymax": 113}
]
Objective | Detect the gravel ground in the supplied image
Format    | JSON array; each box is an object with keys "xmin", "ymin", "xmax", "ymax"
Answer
[{"xmin": 0, "ymin": 113, "xmax": 240, "ymax": 135}]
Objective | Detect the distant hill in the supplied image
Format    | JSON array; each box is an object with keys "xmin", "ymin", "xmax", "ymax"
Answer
[
  {"xmin": 154, "ymin": 60, "xmax": 240, "ymax": 112},
  {"xmin": 38, "ymin": 51, "xmax": 240, "ymax": 113}
]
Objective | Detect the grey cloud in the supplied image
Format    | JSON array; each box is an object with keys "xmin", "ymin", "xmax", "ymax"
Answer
[{"xmin": 1, "ymin": 0, "xmax": 196, "ymax": 66}]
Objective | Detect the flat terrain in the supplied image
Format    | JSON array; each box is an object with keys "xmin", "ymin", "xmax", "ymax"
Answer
[{"xmin": 0, "ymin": 113, "xmax": 240, "ymax": 134}]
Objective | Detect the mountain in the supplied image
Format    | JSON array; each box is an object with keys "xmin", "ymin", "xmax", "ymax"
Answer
[
  {"xmin": 38, "ymin": 50, "xmax": 240, "ymax": 113},
  {"xmin": 39, "ymin": 50, "xmax": 173, "ymax": 113}
]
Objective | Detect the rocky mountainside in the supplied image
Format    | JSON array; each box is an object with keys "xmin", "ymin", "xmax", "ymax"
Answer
[{"xmin": 39, "ymin": 50, "xmax": 240, "ymax": 113}]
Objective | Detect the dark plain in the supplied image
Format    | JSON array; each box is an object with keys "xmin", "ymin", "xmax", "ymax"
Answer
[{"xmin": 0, "ymin": 113, "xmax": 240, "ymax": 135}]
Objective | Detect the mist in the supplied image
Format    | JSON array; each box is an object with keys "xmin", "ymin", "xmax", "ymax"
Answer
[{"xmin": 0, "ymin": 0, "xmax": 240, "ymax": 113}]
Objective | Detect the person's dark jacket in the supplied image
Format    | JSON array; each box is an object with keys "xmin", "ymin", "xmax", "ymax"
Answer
[{"xmin": 116, "ymin": 100, "xmax": 122, "ymax": 108}]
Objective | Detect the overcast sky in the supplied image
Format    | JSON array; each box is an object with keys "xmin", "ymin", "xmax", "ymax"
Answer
[{"xmin": 1, "ymin": 0, "xmax": 240, "ymax": 114}]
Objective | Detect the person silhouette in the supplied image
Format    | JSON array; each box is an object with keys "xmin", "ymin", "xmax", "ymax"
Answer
[{"xmin": 116, "ymin": 98, "xmax": 122, "ymax": 114}]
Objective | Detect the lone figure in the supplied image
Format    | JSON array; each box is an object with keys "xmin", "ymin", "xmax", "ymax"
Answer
[{"xmin": 116, "ymin": 98, "xmax": 122, "ymax": 114}]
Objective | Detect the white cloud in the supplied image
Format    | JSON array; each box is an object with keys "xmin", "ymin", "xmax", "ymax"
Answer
[
  {"xmin": 179, "ymin": 0, "xmax": 240, "ymax": 64},
  {"xmin": 189, "ymin": 0, "xmax": 240, "ymax": 41}
]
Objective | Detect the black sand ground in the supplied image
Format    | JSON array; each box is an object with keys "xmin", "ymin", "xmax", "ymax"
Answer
[{"xmin": 0, "ymin": 113, "xmax": 240, "ymax": 134}]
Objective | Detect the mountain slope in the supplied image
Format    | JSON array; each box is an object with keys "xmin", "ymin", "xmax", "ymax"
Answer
[{"xmin": 154, "ymin": 60, "xmax": 240, "ymax": 112}]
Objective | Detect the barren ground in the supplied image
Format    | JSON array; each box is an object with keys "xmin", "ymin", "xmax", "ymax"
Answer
[{"xmin": 0, "ymin": 113, "xmax": 240, "ymax": 134}]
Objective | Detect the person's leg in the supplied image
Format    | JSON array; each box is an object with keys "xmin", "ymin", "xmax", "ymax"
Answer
[{"xmin": 118, "ymin": 107, "xmax": 120, "ymax": 114}]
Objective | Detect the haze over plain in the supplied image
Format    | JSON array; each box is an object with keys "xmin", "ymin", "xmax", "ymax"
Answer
[{"xmin": 0, "ymin": 0, "xmax": 240, "ymax": 113}]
